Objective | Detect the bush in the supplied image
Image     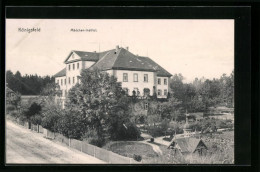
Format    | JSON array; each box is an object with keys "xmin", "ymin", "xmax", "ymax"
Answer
[
  {"xmin": 150, "ymin": 138, "xmax": 154, "ymax": 142},
  {"xmin": 10, "ymin": 111, "xmax": 18, "ymax": 118},
  {"xmin": 147, "ymin": 126, "xmax": 164, "ymax": 137},
  {"xmin": 57, "ymin": 109, "xmax": 88, "ymax": 139},
  {"xmin": 82, "ymin": 129, "xmax": 106, "ymax": 147},
  {"xmin": 6, "ymin": 105, "xmax": 16, "ymax": 112},
  {"xmin": 133, "ymin": 154, "xmax": 142, "ymax": 162},
  {"xmin": 109, "ymin": 121, "xmax": 141, "ymax": 141},
  {"xmin": 31, "ymin": 114, "xmax": 42, "ymax": 125},
  {"xmin": 41, "ymin": 110, "xmax": 61, "ymax": 132}
]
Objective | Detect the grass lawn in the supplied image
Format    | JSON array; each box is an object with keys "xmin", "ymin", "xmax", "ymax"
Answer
[{"xmin": 103, "ymin": 141, "xmax": 158, "ymax": 162}]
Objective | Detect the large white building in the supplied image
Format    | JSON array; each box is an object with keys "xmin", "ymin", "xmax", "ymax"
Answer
[{"xmin": 54, "ymin": 46, "xmax": 172, "ymax": 107}]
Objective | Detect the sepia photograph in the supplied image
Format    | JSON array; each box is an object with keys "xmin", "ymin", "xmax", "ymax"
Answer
[{"xmin": 5, "ymin": 19, "xmax": 235, "ymax": 164}]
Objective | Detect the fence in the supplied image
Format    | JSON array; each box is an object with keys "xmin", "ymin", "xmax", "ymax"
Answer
[{"xmin": 11, "ymin": 119, "xmax": 140, "ymax": 164}]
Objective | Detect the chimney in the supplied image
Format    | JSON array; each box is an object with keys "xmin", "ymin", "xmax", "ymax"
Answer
[
  {"xmin": 126, "ymin": 46, "xmax": 129, "ymax": 51},
  {"xmin": 116, "ymin": 45, "xmax": 119, "ymax": 51}
]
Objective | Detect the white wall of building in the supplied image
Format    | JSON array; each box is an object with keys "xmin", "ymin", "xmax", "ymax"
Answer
[{"xmin": 115, "ymin": 70, "xmax": 155, "ymax": 96}]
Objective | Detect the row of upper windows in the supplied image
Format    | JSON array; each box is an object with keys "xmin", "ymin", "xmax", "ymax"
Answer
[
  {"xmin": 123, "ymin": 73, "xmax": 148, "ymax": 82},
  {"xmin": 158, "ymin": 78, "xmax": 167, "ymax": 85},
  {"xmin": 123, "ymin": 87, "xmax": 167, "ymax": 96},
  {"xmin": 122, "ymin": 73, "xmax": 167, "ymax": 85},
  {"xmin": 68, "ymin": 62, "xmax": 80, "ymax": 71},
  {"xmin": 56, "ymin": 77, "xmax": 79, "ymax": 85},
  {"xmin": 157, "ymin": 89, "xmax": 168, "ymax": 96}
]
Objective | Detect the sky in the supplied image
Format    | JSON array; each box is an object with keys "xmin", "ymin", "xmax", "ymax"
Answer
[{"xmin": 6, "ymin": 19, "xmax": 234, "ymax": 83}]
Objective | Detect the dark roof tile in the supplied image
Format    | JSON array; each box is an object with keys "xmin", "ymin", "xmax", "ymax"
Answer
[{"xmin": 54, "ymin": 68, "xmax": 66, "ymax": 77}]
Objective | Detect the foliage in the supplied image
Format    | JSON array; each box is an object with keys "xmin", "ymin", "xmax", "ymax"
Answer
[
  {"xmin": 10, "ymin": 111, "xmax": 19, "ymax": 118},
  {"xmin": 22, "ymin": 102, "xmax": 42, "ymax": 121},
  {"xmin": 30, "ymin": 114, "xmax": 43, "ymax": 125},
  {"xmin": 65, "ymin": 68, "xmax": 137, "ymax": 141},
  {"xmin": 133, "ymin": 154, "xmax": 142, "ymax": 162},
  {"xmin": 41, "ymin": 110, "xmax": 62, "ymax": 132},
  {"xmin": 169, "ymin": 71, "xmax": 234, "ymax": 113},
  {"xmin": 6, "ymin": 70, "xmax": 54, "ymax": 95},
  {"xmin": 6, "ymin": 105, "xmax": 16, "ymax": 113},
  {"xmin": 57, "ymin": 108, "xmax": 88, "ymax": 139},
  {"xmin": 110, "ymin": 121, "xmax": 141, "ymax": 141}
]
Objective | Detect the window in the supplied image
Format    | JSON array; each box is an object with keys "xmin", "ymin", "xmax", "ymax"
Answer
[
  {"xmin": 164, "ymin": 89, "xmax": 167, "ymax": 96},
  {"xmin": 158, "ymin": 89, "xmax": 162, "ymax": 96},
  {"xmin": 68, "ymin": 64, "xmax": 70, "ymax": 71},
  {"xmin": 68, "ymin": 77, "xmax": 70, "ymax": 84},
  {"xmin": 61, "ymin": 79, "xmax": 63, "ymax": 86},
  {"xmin": 158, "ymin": 78, "xmax": 161, "ymax": 85},
  {"xmin": 77, "ymin": 63, "xmax": 79, "ymax": 69},
  {"xmin": 57, "ymin": 79, "xmax": 59, "ymax": 84},
  {"xmin": 164, "ymin": 78, "xmax": 167, "ymax": 85},
  {"xmin": 65, "ymin": 90, "xmax": 67, "ymax": 97},
  {"xmin": 144, "ymin": 74, "xmax": 148, "ymax": 82},
  {"xmin": 73, "ymin": 77, "xmax": 75, "ymax": 84},
  {"xmin": 134, "ymin": 73, "xmax": 138, "ymax": 82},
  {"xmin": 64, "ymin": 79, "xmax": 66, "ymax": 85},
  {"xmin": 73, "ymin": 64, "xmax": 75, "ymax": 70},
  {"xmin": 144, "ymin": 103, "xmax": 149, "ymax": 110},
  {"xmin": 123, "ymin": 73, "xmax": 128, "ymax": 82},
  {"xmin": 77, "ymin": 77, "xmax": 79, "ymax": 83}
]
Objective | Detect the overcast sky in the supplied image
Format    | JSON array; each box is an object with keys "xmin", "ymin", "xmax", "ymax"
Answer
[{"xmin": 6, "ymin": 19, "xmax": 234, "ymax": 83}]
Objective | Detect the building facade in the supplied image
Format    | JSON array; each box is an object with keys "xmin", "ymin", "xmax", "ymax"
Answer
[{"xmin": 54, "ymin": 46, "xmax": 172, "ymax": 107}]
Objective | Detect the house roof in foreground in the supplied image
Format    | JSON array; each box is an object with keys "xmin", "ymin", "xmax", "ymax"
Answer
[
  {"xmin": 169, "ymin": 137, "xmax": 207, "ymax": 153},
  {"xmin": 54, "ymin": 47, "xmax": 172, "ymax": 77}
]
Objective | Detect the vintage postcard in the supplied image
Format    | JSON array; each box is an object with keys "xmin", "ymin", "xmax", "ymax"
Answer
[{"xmin": 5, "ymin": 19, "xmax": 234, "ymax": 164}]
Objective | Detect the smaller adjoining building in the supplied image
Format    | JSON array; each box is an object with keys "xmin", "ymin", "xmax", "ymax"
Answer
[{"xmin": 168, "ymin": 137, "xmax": 208, "ymax": 156}]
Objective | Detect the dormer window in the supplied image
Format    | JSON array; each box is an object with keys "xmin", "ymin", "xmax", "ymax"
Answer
[
  {"xmin": 73, "ymin": 64, "xmax": 75, "ymax": 70},
  {"xmin": 68, "ymin": 64, "xmax": 70, "ymax": 71},
  {"xmin": 77, "ymin": 62, "xmax": 79, "ymax": 69}
]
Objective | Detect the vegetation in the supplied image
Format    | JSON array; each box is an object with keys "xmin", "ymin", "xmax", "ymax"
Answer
[
  {"xmin": 6, "ymin": 70, "xmax": 54, "ymax": 95},
  {"xmin": 104, "ymin": 141, "xmax": 157, "ymax": 161}
]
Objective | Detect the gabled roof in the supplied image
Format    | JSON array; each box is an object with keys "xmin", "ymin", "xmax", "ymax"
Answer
[
  {"xmin": 55, "ymin": 47, "xmax": 172, "ymax": 77},
  {"xmin": 54, "ymin": 68, "xmax": 66, "ymax": 77},
  {"xmin": 64, "ymin": 50, "xmax": 100, "ymax": 63},
  {"xmin": 91, "ymin": 48, "xmax": 172, "ymax": 77},
  {"xmin": 169, "ymin": 137, "xmax": 207, "ymax": 153}
]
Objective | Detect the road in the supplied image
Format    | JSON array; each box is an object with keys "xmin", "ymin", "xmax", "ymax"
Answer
[{"xmin": 6, "ymin": 120, "xmax": 105, "ymax": 164}]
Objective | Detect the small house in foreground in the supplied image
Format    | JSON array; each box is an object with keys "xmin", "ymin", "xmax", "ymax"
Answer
[{"xmin": 168, "ymin": 137, "xmax": 208, "ymax": 156}]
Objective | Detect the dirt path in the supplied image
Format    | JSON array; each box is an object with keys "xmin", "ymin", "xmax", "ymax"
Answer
[
  {"xmin": 6, "ymin": 120, "xmax": 105, "ymax": 164},
  {"xmin": 140, "ymin": 140, "xmax": 163, "ymax": 155}
]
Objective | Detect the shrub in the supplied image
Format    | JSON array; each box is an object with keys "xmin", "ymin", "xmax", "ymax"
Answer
[
  {"xmin": 147, "ymin": 126, "xmax": 164, "ymax": 137},
  {"xmin": 150, "ymin": 138, "xmax": 154, "ymax": 142},
  {"xmin": 41, "ymin": 110, "xmax": 61, "ymax": 132},
  {"xmin": 30, "ymin": 114, "xmax": 42, "ymax": 125},
  {"xmin": 10, "ymin": 111, "xmax": 18, "ymax": 118},
  {"xmin": 109, "ymin": 121, "xmax": 141, "ymax": 141},
  {"xmin": 82, "ymin": 129, "xmax": 106, "ymax": 147},
  {"xmin": 6, "ymin": 105, "xmax": 16, "ymax": 112},
  {"xmin": 57, "ymin": 109, "xmax": 88, "ymax": 139},
  {"xmin": 133, "ymin": 154, "xmax": 142, "ymax": 162}
]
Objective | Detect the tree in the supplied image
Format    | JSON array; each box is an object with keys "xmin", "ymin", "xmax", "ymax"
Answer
[
  {"xmin": 22, "ymin": 102, "xmax": 42, "ymax": 121},
  {"xmin": 65, "ymin": 68, "xmax": 137, "ymax": 141}
]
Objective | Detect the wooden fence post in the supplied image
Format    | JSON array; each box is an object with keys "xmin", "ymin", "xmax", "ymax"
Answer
[
  {"xmin": 94, "ymin": 146, "xmax": 96, "ymax": 157},
  {"xmin": 69, "ymin": 138, "xmax": 71, "ymax": 147}
]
